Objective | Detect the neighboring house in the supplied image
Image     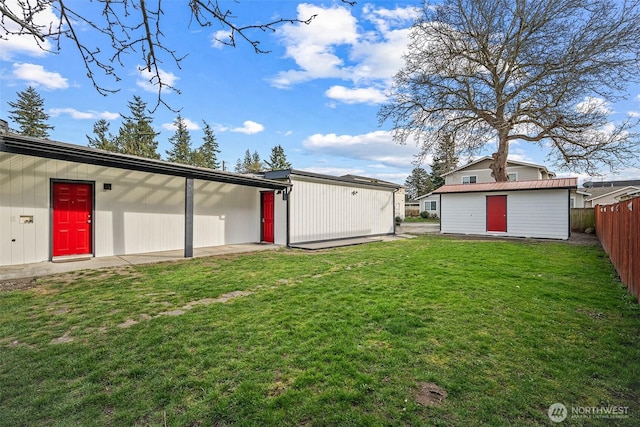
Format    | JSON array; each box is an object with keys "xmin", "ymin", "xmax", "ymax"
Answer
[
  {"xmin": 414, "ymin": 157, "xmax": 557, "ymax": 219},
  {"xmin": 443, "ymin": 156, "xmax": 556, "ymax": 185},
  {"xmin": 583, "ymin": 186, "xmax": 640, "ymax": 207},
  {"xmin": 570, "ymin": 180, "xmax": 640, "ymax": 208},
  {"xmin": 414, "ymin": 192, "xmax": 440, "ymax": 218},
  {"xmin": 0, "ymin": 134, "xmax": 292, "ymax": 267},
  {"xmin": 433, "ymin": 178, "xmax": 577, "ymax": 240},
  {"xmin": 261, "ymin": 170, "xmax": 401, "ymax": 246}
]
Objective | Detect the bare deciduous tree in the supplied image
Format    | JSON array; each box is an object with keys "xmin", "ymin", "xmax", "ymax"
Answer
[
  {"xmin": 0, "ymin": 1, "xmax": 354, "ymax": 111},
  {"xmin": 379, "ymin": 0, "xmax": 640, "ymax": 181}
]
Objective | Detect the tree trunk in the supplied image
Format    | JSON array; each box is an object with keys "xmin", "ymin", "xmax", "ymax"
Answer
[{"xmin": 489, "ymin": 131, "xmax": 509, "ymax": 182}]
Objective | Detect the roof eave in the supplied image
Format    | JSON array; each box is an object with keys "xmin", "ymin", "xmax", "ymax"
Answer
[{"xmin": 1, "ymin": 134, "xmax": 290, "ymax": 190}]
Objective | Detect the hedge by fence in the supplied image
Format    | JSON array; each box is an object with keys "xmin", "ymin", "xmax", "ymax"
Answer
[{"xmin": 595, "ymin": 197, "xmax": 639, "ymax": 302}]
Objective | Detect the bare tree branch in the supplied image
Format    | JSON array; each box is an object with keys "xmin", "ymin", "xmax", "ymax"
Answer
[
  {"xmin": 380, "ymin": 0, "xmax": 640, "ymax": 180},
  {"xmin": 1, "ymin": 0, "xmax": 356, "ymax": 111}
]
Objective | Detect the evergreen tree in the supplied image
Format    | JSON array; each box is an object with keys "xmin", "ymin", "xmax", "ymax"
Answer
[
  {"xmin": 235, "ymin": 149, "xmax": 263, "ymax": 173},
  {"xmin": 165, "ymin": 115, "xmax": 193, "ymax": 164},
  {"xmin": 86, "ymin": 119, "xmax": 118, "ymax": 151},
  {"xmin": 7, "ymin": 86, "xmax": 54, "ymax": 138},
  {"xmin": 234, "ymin": 157, "xmax": 244, "ymax": 173},
  {"xmin": 404, "ymin": 167, "xmax": 433, "ymax": 199},
  {"xmin": 249, "ymin": 150, "xmax": 263, "ymax": 172},
  {"xmin": 116, "ymin": 95, "xmax": 160, "ymax": 159},
  {"xmin": 429, "ymin": 135, "xmax": 459, "ymax": 189},
  {"xmin": 264, "ymin": 144, "xmax": 291, "ymax": 170},
  {"xmin": 192, "ymin": 120, "xmax": 221, "ymax": 169}
]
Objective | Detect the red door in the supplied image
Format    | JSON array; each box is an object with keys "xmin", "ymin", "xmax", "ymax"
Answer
[
  {"xmin": 261, "ymin": 192, "xmax": 275, "ymax": 243},
  {"xmin": 53, "ymin": 183, "xmax": 92, "ymax": 257},
  {"xmin": 486, "ymin": 195, "xmax": 507, "ymax": 232}
]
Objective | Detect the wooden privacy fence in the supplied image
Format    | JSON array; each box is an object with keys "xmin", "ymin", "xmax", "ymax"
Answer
[
  {"xmin": 595, "ymin": 197, "xmax": 640, "ymax": 302},
  {"xmin": 570, "ymin": 208, "xmax": 595, "ymax": 231}
]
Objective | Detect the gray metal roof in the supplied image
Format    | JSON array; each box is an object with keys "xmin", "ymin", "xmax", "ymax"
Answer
[
  {"xmin": 262, "ymin": 169, "xmax": 401, "ymax": 190},
  {"xmin": 0, "ymin": 133, "xmax": 290, "ymax": 190},
  {"xmin": 433, "ymin": 178, "xmax": 577, "ymax": 194}
]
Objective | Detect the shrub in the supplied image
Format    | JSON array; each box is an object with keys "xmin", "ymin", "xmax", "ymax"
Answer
[{"xmin": 419, "ymin": 211, "xmax": 429, "ymax": 218}]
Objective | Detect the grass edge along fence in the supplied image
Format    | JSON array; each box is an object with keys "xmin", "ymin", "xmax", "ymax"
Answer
[{"xmin": 595, "ymin": 196, "xmax": 640, "ymax": 302}]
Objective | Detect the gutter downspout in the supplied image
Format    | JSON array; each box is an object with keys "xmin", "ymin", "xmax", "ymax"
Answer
[
  {"xmin": 286, "ymin": 178, "xmax": 291, "ymax": 248},
  {"xmin": 568, "ymin": 189, "xmax": 572, "ymax": 239},
  {"xmin": 392, "ymin": 189, "xmax": 397, "ymax": 235}
]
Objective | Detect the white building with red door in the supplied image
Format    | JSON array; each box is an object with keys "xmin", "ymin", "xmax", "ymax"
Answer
[
  {"xmin": 261, "ymin": 170, "xmax": 401, "ymax": 247},
  {"xmin": 0, "ymin": 134, "xmax": 290, "ymax": 266},
  {"xmin": 0, "ymin": 134, "xmax": 401, "ymax": 267},
  {"xmin": 433, "ymin": 178, "xmax": 577, "ymax": 240}
]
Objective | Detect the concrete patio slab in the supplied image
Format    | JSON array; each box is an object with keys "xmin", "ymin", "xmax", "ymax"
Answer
[{"xmin": 0, "ymin": 243, "xmax": 282, "ymax": 281}]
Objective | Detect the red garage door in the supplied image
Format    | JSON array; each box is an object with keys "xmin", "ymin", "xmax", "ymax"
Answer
[
  {"xmin": 486, "ymin": 195, "xmax": 507, "ymax": 232},
  {"xmin": 53, "ymin": 182, "xmax": 93, "ymax": 257}
]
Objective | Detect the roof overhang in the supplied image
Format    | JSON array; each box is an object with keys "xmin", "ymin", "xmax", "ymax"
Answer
[
  {"xmin": 433, "ymin": 178, "xmax": 577, "ymax": 194},
  {"xmin": 263, "ymin": 169, "xmax": 401, "ymax": 190},
  {"xmin": 1, "ymin": 134, "xmax": 290, "ymax": 190},
  {"xmin": 586, "ymin": 186, "xmax": 640, "ymax": 202}
]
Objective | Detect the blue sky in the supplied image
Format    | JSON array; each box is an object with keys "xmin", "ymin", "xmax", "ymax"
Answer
[{"xmin": 1, "ymin": 0, "xmax": 639, "ymax": 186}]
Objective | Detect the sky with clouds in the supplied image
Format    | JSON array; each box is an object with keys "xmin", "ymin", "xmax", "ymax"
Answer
[{"xmin": 1, "ymin": 0, "xmax": 639, "ymax": 185}]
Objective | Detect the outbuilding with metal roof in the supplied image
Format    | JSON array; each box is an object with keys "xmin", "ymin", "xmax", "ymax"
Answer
[{"xmin": 433, "ymin": 178, "xmax": 578, "ymax": 240}]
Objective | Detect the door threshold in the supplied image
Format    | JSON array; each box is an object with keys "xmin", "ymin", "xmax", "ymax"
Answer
[{"xmin": 52, "ymin": 254, "xmax": 93, "ymax": 263}]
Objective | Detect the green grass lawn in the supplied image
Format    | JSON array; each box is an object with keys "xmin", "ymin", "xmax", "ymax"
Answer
[
  {"xmin": 401, "ymin": 217, "xmax": 440, "ymax": 223},
  {"xmin": 1, "ymin": 236, "xmax": 639, "ymax": 426}
]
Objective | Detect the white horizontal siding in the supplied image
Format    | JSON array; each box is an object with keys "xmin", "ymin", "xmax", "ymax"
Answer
[
  {"xmin": 1, "ymin": 153, "xmax": 270, "ymax": 266},
  {"xmin": 94, "ymin": 170, "xmax": 184, "ymax": 256},
  {"xmin": 440, "ymin": 193, "xmax": 487, "ymax": 235},
  {"xmin": 440, "ymin": 189, "xmax": 570, "ymax": 239},
  {"xmin": 273, "ymin": 192, "xmax": 287, "ymax": 246},
  {"xmin": 507, "ymin": 190, "xmax": 569, "ymax": 239},
  {"xmin": 290, "ymin": 177, "xmax": 394, "ymax": 244},
  {"xmin": 193, "ymin": 181, "xmax": 260, "ymax": 247}
]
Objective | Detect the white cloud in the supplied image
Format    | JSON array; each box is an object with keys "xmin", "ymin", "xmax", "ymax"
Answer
[
  {"xmin": 0, "ymin": 1, "xmax": 56, "ymax": 60},
  {"xmin": 136, "ymin": 65, "xmax": 179, "ymax": 92},
  {"xmin": 211, "ymin": 30, "xmax": 231, "ymax": 49},
  {"xmin": 576, "ymin": 96, "xmax": 611, "ymax": 115},
  {"xmin": 303, "ymin": 130, "xmax": 419, "ymax": 168},
  {"xmin": 49, "ymin": 108, "xmax": 119, "ymax": 120},
  {"xmin": 325, "ymin": 85, "xmax": 387, "ymax": 104},
  {"xmin": 270, "ymin": 3, "xmax": 358, "ymax": 88},
  {"xmin": 269, "ymin": 3, "xmax": 417, "ymax": 105},
  {"xmin": 12, "ymin": 63, "xmax": 68, "ymax": 90},
  {"xmin": 220, "ymin": 120, "xmax": 265, "ymax": 134},
  {"xmin": 161, "ymin": 118, "xmax": 201, "ymax": 131}
]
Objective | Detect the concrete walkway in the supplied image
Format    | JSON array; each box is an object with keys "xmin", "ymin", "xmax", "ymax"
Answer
[
  {"xmin": 0, "ymin": 234, "xmax": 419, "ymax": 282},
  {"xmin": 0, "ymin": 243, "xmax": 282, "ymax": 281},
  {"xmin": 397, "ymin": 222, "xmax": 441, "ymax": 234}
]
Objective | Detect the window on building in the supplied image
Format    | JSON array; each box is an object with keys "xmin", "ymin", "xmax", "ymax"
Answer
[
  {"xmin": 462, "ymin": 175, "xmax": 477, "ymax": 184},
  {"xmin": 508, "ymin": 172, "xmax": 517, "ymax": 181},
  {"xmin": 424, "ymin": 200, "xmax": 437, "ymax": 211}
]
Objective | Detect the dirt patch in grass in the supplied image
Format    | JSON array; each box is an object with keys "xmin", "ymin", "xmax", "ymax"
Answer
[
  {"xmin": 117, "ymin": 291, "xmax": 253, "ymax": 329},
  {"xmin": 0, "ymin": 278, "xmax": 38, "ymax": 292},
  {"xmin": 51, "ymin": 332, "xmax": 75, "ymax": 345},
  {"xmin": 413, "ymin": 382, "xmax": 447, "ymax": 407}
]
